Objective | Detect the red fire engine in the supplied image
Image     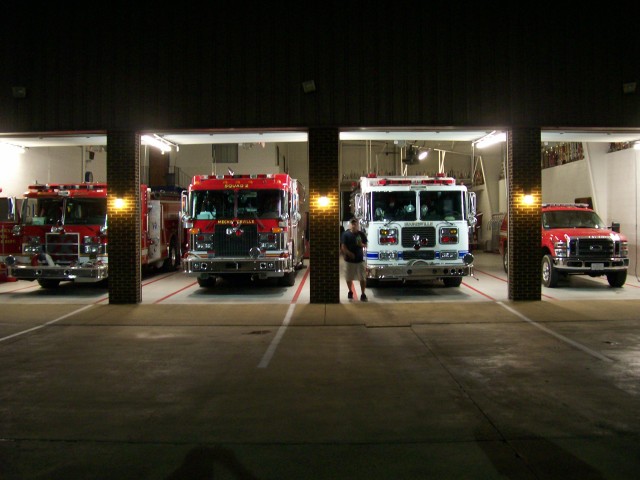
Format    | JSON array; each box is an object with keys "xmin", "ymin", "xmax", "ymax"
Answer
[
  {"xmin": 6, "ymin": 182, "xmax": 182, "ymax": 288},
  {"xmin": 0, "ymin": 189, "xmax": 21, "ymax": 282},
  {"xmin": 181, "ymin": 173, "xmax": 306, "ymax": 287}
]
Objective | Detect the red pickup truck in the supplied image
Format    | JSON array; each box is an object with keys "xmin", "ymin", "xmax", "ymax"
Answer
[{"xmin": 499, "ymin": 203, "xmax": 629, "ymax": 288}]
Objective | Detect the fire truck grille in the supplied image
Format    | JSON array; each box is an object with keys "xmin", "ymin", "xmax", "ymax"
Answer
[
  {"xmin": 568, "ymin": 238, "xmax": 615, "ymax": 258},
  {"xmin": 403, "ymin": 250, "xmax": 436, "ymax": 260},
  {"xmin": 45, "ymin": 233, "xmax": 79, "ymax": 265},
  {"xmin": 214, "ymin": 224, "xmax": 258, "ymax": 256},
  {"xmin": 401, "ymin": 227, "xmax": 436, "ymax": 248}
]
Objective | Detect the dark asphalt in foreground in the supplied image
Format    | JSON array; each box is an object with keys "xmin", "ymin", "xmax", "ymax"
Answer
[{"xmin": 1, "ymin": 300, "xmax": 639, "ymax": 479}]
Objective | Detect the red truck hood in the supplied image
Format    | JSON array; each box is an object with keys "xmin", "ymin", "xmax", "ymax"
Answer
[{"xmin": 545, "ymin": 227, "xmax": 627, "ymax": 242}]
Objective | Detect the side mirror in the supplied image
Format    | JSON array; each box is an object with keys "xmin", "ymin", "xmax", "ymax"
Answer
[{"xmin": 611, "ymin": 222, "xmax": 620, "ymax": 233}]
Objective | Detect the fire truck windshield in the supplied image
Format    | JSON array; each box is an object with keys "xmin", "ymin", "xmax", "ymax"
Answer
[
  {"xmin": 542, "ymin": 210, "xmax": 605, "ymax": 229},
  {"xmin": 372, "ymin": 191, "xmax": 417, "ymax": 221},
  {"xmin": 22, "ymin": 198, "xmax": 64, "ymax": 225},
  {"xmin": 192, "ymin": 189, "xmax": 282, "ymax": 220},
  {"xmin": 64, "ymin": 198, "xmax": 107, "ymax": 226},
  {"xmin": 419, "ymin": 191, "xmax": 463, "ymax": 221}
]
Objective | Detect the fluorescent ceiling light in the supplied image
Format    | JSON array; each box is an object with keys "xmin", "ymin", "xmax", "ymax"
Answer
[
  {"xmin": 141, "ymin": 134, "xmax": 173, "ymax": 153},
  {"xmin": 474, "ymin": 131, "xmax": 506, "ymax": 149},
  {"xmin": 0, "ymin": 142, "xmax": 26, "ymax": 154}
]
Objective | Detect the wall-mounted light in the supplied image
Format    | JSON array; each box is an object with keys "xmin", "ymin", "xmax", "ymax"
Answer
[
  {"xmin": 317, "ymin": 195, "xmax": 330, "ymax": 208},
  {"xmin": 0, "ymin": 142, "xmax": 26, "ymax": 154},
  {"xmin": 473, "ymin": 131, "xmax": 506, "ymax": 149},
  {"xmin": 114, "ymin": 198, "xmax": 126, "ymax": 209},
  {"xmin": 141, "ymin": 134, "xmax": 177, "ymax": 154},
  {"xmin": 521, "ymin": 194, "xmax": 535, "ymax": 206}
]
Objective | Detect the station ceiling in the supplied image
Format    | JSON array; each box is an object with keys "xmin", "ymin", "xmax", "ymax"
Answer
[{"xmin": 0, "ymin": 129, "xmax": 639, "ymax": 148}]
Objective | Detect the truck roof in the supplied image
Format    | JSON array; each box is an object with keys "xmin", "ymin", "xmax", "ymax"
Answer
[
  {"xmin": 189, "ymin": 173, "xmax": 295, "ymax": 190},
  {"xmin": 24, "ymin": 183, "xmax": 108, "ymax": 197}
]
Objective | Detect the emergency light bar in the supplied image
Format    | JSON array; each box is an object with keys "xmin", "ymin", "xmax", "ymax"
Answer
[
  {"xmin": 542, "ymin": 203, "xmax": 590, "ymax": 209},
  {"xmin": 26, "ymin": 183, "xmax": 107, "ymax": 194},
  {"xmin": 194, "ymin": 173, "xmax": 277, "ymax": 182},
  {"xmin": 368, "ymin": 176, "xmax": 456, "ymax": 186}
]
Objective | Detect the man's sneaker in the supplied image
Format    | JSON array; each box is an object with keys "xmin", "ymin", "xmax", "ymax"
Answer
[
  {"xmin": 347, "ymin": 291, "xmax": 353, "ymax": 300},
  {"xmin": 360, "ymin": 293, "xmax": 368, "ymax": 302}
]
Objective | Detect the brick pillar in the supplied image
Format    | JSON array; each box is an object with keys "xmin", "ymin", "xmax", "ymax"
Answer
[
  {"xmin": 507, "ymin": 127, "xmax": 541, "ymax": 301},
  {"xmin": 106, "ymin": 131, "xmax": 142, "ymax": 304},
  {"xmin": 308, "ymin": 128, "xmax": 340, "ymax": 304}
]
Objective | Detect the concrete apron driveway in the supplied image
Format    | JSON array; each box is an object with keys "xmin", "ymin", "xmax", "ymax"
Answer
[{"xmin": 1, "ymin": 300, "xmax": 639, "ymax": 479}]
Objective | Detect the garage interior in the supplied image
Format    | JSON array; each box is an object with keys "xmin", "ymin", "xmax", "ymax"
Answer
[{"xmin": 1, "ymin": 128, "xmax": 639, "ymax": 281}]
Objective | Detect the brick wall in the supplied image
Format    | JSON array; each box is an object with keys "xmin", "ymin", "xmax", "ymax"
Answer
[
  {"xmin": 106, "ymin": 131, "xmax": 142, "ymax": 304},
  {"xmin": 308, "ymin": 128, "xmax": 340, "ymax": 303},
  {"xmin": 507, "ymin": 127, "xmax": 542, "ymax": 300}
]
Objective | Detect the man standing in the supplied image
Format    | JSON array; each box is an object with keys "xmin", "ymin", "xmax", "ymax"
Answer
[{"xmin": 340, "ymin": 218, "xmax": 368, "ymax": 301}]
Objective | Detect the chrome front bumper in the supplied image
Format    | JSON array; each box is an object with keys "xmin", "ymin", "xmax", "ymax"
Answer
[
  {"xmin": 183, "ymin": 255, "xmax": 292, "ymax": 278},
  {"xmin": 8, "ymin": 263, "xmax": 108, "ymax": 282},
  {"xmin": 367, "ymin": 263, "xmax": 473, "ymax": 281},
  {"xmin": 554, "ymin": 257, "xmax": 629, "ymax": 272}
]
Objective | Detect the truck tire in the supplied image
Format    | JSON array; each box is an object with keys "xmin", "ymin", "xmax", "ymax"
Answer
[
  {"xmin": 442, "ymin": 277, "xmax": 462, "ymax": 287},
  {"xmin": 541, "ymin": 254, "xmax": 559, "ymax": 288},
  {"xmin": 163, "ymin": 239, "xmax": 179, "ymax": 272},
  {"xmin": 197, "ymin": 276, "xmax": 217, "ymax": 288},
  {"xmin": 37, "ymin": 279, "xmax": 60, "ymax": 289},
  {"xmin": 502, "ymin": 245, "xmax": 508, "ymax": 273},
  {"xmin": 279, "ymin": 270, "xmax": 296, "ymax": 286},
  {"xmin": 606, "ymin": 270, "xmax": 627, "ymax": 288}
]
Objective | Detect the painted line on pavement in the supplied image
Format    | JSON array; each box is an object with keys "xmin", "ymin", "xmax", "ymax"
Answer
[
  {"xmin": 0, "ymin": 304, "xmax": 94, "ymax": 343},
  {"xmin": 497, "ymin": 301, "xmax": 613, "ymax": 362},
  {"xmin": 258, "ymin": 266, "xmax": 310, "ymax": 368}
]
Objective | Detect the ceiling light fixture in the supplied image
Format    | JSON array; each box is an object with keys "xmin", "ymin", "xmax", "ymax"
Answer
[
  {"xmin": 141, "ymin": 134, "xmax": 177, "ymax": 154},
  {"xmin": 402, "ymin": 145, "xmax": 429, "ymax": 165},
  {"xmin": 474, "ymin": 131, "xmax": 506, "ymax": 149}
]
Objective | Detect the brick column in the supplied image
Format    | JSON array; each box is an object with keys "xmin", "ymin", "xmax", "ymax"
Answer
[
  {"xmin": 106, "ymin": 131, "xmax": 142, "ymax": 304},
  {"xmin": 507, "ymin": 127, "xmax": 541, "ymax": 300},
  {"xmin": 308, "ymin": 128, "xmax": 340, "ymax": 304}
]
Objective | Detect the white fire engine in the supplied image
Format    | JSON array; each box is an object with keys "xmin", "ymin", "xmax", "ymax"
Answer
[
  {"xmin": 6, "ymin": 183, "xmax": 182, "ymax": 288},
  {"xmin": 351, "ymin": 173, "xmax": 476, "ymax": 287},
  {"xmin": 181, "ymin": 173, "xmax": 306, "ymax": 287}
]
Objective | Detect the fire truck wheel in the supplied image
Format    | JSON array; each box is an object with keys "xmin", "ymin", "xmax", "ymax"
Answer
[
  {"xmin": 37, "ymin": 279, "xmax": 60, "ymax": 289},
  {"xmin": 502, "ymin": 246, "xmax": 508, "ymax": 273},
  {"xmin": 606, "ymin": 270, "xmax": 627, "ymax": 288},
  {"xmin": 442, "ymin": 277, "xmax": 462, "ymax": 288},
  {"xmin": 279, "ymin": 270, "xmax": 296, "ymax": 286},
  {"xmin": 541, "ymin": 254, "xmax": 559, "ymax": 288},
  {"xmin": 197, "ymin": 276, "xmax": 217, "ymax": 288},
  {"xmin": 163, "ymin": 240, "xmax": 179, "ymax": 272}
]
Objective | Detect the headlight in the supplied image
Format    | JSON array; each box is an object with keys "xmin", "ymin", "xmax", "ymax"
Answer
[
  {"xmin": 378, "ymin": 251, "xmax": 398, "ymax": 260},
  {"xmin": 439, "ymin": 227, "xmax": 459, "ymax": 244},
  {"xmin": 620, "ymin": 241, "xmax": 628, "ymax": 256},
  {"xmin": 379, "ymin": 227, "xmax": 398, "ymax": 245},
  {"xmin": 24, "ymin": 236, "xmax": 42, "ymax": 253},
  {"xmin": 194, "ymin": 233, "xmax": 214, "ymax": 251},
  {"xmin": 554, "ymin": 240, "xmax": 567, "ymax": 257}
]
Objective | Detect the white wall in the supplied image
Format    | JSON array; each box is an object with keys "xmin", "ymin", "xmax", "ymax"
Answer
[{"xmin": 1, "ymin": 146, "xmax": 107, "ymax": 197}]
